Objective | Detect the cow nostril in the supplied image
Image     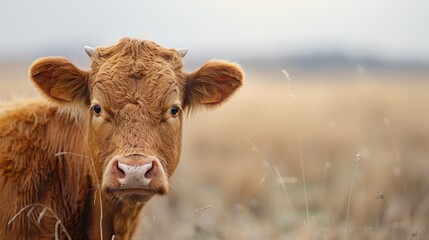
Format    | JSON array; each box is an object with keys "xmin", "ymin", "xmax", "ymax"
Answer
[
  {"xmin": 114, "ymin": 161, "xmax": 126, "ymax": 179},
  {"xmin": 144, "ymin": 162, "xmax": 157, "ymax": 179}
]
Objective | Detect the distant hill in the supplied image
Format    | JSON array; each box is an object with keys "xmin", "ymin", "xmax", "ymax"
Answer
[
  {"xmin": 232, "ymin": 52, "xmax": 429, "ymax": 72},
  {"xmin": 1, "ymin": 51, "xmax": 428, "ymax": 72}
]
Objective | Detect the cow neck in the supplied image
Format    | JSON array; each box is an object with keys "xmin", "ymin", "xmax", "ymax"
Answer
[{"xmin": 86, "ymin": 183, "xmax": 145, "ymax": 239}]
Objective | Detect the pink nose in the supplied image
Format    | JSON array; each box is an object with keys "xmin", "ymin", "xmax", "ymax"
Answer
[{"xmin": 113, "ymin": 155, "xmax": 158, "ymax": 188}]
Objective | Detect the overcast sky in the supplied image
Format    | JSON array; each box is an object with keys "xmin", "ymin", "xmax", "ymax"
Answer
[{"xmin": 1, "ymin": 0, "xmax": 428, "ymax": 62}]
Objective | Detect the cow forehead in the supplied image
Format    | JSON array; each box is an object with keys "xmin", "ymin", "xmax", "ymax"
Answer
[
  {"xmin": 89, "ymin": 39, "xmax": 185, "ymax": 107},
  {"xmin": 93, "ymin": 62, "xmax": 180, "ymax": 106}
]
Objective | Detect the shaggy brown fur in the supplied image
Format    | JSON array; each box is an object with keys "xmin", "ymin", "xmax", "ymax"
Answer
[{"xmin": 0, "ymin": 38, "xmax": 244, "ymax": 239}]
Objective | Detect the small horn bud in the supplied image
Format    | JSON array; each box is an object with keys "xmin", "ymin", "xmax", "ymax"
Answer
[
  {"xmin": 177, "ymin": 48, "xmax": 188, "ymax": 58},
  {"xmin": 84, "ymin": 46, "xmax": 97, "ymax": 58}
]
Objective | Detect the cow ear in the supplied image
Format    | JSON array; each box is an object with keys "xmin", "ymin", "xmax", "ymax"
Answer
[
  {"xmin": 30, "ymin": 57, "xmax": 88, "ymax": 104},
  {"xmin": 185, "ymin": 60, "xmax": 244, "ymax": 109}
]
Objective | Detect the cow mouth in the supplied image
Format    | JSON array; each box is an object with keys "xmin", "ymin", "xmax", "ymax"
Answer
[{"xmin": 108, "ymin": 186, "xmax": 168, "ymax": 197}]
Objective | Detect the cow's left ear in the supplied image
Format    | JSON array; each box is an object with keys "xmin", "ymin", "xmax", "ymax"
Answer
[
  {"xmin": 30, "ymin": 57, "xmax": 88, "ymax": 104},
  {"xmin": 185, "ymin": 60, "xmax": 244, "ymax": 109}
]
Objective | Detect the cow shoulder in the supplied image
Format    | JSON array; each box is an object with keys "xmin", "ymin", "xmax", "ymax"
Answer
[{"xmin": 0, "ymin": 99, "xmax": 90, "ymax": 239}]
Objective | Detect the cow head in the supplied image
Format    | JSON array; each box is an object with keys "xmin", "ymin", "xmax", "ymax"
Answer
[{"xmin": 29, "ymin": 38, "xmax": 243, "ymax": 204}]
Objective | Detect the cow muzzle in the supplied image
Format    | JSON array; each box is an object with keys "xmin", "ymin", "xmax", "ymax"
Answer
[{"xmin": 103, "ymin": 154, "xmax": 169, "ymax": 197}]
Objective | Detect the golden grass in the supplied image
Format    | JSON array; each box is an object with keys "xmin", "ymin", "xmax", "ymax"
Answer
[{"xmin": 2, "ymin": 66, "xmax": 429, "ymax": 239}]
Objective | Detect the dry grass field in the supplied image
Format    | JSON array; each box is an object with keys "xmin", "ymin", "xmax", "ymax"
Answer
[{"xmin": 1, "ymin": 65, "xmax": 429, "ymax": 239}]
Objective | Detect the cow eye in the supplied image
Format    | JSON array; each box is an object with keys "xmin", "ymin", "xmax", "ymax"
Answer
[
  {"xmin": 170, "ymin": 105, "xmax": 180, "ymax": 117},
  {"xmin": 92, "ymin": 104, "xmax": 103, "ymax": 115}
]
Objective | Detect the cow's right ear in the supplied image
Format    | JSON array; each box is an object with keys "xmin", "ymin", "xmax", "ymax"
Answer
[{"xmin": 30, "ymin": 57, "xmax": 88, "ymax": 104}]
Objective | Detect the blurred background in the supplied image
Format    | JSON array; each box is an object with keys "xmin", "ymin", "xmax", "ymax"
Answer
[{"xmin": 1, "ymin": 1, "xmax": 429, "ymax": 239}]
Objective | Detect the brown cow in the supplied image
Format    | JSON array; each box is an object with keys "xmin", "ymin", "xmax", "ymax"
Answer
[{"xmin": 0, "ymin": 38, "xmax": 243, "ymax": 239}]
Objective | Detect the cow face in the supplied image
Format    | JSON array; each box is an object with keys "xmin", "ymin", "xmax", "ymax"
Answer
[{"xmin": 29, "ymin": 38, "xmax": 243, "ymax": 204}]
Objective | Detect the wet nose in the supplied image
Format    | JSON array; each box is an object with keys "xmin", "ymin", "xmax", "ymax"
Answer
[{"xmin": 112, "ymin": 155, "xmax": 158, "ymax": 187}]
